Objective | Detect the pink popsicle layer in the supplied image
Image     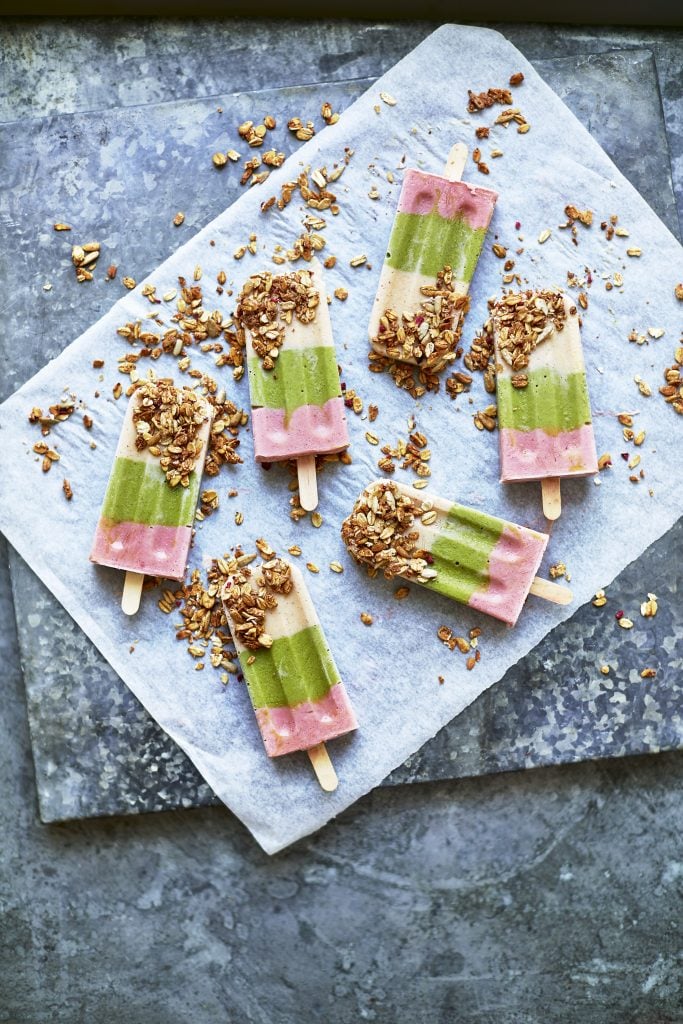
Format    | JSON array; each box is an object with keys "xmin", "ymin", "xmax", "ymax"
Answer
[
  {"xmin": 397, "ymin": 171, "xmax": 498, "ymax": 230},
  {"xmin": 90, "ymin": 519, "xmax": 191, "ymax": 579},
  {"xmin": 252, "ymin": 397, "xmax": 349, "ymax": 462},
  {"xmin": 467, "ymin": 524, "xmax": 548, "ymax": 627},
  {"xmin": 499, "ymin": 425, "xmax": 599, "ymax": 483},
  {"xmin": 255, "ymin": 683, "xmax": 358, "ymax": 757}
]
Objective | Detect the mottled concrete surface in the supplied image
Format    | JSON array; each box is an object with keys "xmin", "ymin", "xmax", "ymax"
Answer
[{"xmin": 1, "ymin": 20, "xmax": 682, "ymax": 1022}]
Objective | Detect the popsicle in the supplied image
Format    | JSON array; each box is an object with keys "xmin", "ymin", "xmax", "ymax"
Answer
[
  {"xmin": 235, "ymin": 259, "xmax": 349, "ymax": 511},
  {"xmin": 369, "ymin": 143, "xmax": 498, "ymax": 372},
  {"xmin": 491, "ymin": 290, "xmax": 598, "ymax": 520},
  {"xmin": 341, "ymin": 480, "xmax": 571, "ymax": 627},
  {"xmin": 90, "ymin": 379, "xmax": 212, "ymax": 614},
  {"xmin": 221, "ymin": 556, "xmax": 357, "ymax": 790}
]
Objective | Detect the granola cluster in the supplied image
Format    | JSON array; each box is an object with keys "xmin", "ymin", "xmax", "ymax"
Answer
[
  {"xmin": 234, "ymin": 268, "xmax": 320, "ymax": 371},
  {"xmin": 341, "ymin": 481, "xmax": 438, "ymax": 585},
  {"xmin": 371, "ymin": 267, "xmax": 468, "ymax": 369},
  {"xmin": 222, "ymin": 552, "xmax": 293, "ymax": 651},
  {"xmin": 131, "ymin": 379, "xmax": 210, "ymax": 487},
  {"xmin": 659, "ymin": 345, "xmax": 683, "ymax": 415},
  {"xmin": 490, "ymin": 290, "xmax": 569, "ymax": 371}
]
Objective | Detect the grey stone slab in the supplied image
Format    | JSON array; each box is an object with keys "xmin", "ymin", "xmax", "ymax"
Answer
[{"xmin": 4, "ymin": 51, "xmax": 682, "ymax": 824}]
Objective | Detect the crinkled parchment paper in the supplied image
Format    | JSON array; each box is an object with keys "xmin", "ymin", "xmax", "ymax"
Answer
[{"xmin": 1, "ymin": 25, "xmax": 681, "ymax": 853}]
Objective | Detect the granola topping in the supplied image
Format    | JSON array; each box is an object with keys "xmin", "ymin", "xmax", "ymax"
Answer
[
  {"xmin": 222, "ymin": 555, "xmax": 293, "ymax": 651},
  {"xmin": 234, "ymin": 268, "xmax": 319, "ymax": 371},
  {"xmin": 371, "ymin": 265, "xmax": 470, "ymax": 376},
  {"xmin": 490, "ymin": 290, "xmax": 569, "ymax": 371},
  {"xmin": 341, "ymin": 481, "xmax": 437, "ymax": 585},
  {"xmin": 131, "ymin": 379, "xmax": 210, "ymax": 488}
]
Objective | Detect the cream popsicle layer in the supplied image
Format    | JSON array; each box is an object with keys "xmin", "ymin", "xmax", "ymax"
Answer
[
  {"xmin": 222, "ymin": 561, "xmax": 357, "ymax": 757},
  {"xmin": 342, "ymin": 480, "xmax": 549, "ymax": 627},
  {"xmin": 493, "ymin": 292, "xmax": 598, "ymax": 483},
  {"xmin": 369, "ymin": 169, "xmax": 498, "ymax": 365},
  {"xmin": 90, "ymin": 384, "xmax": 212, "ymax": 580},
  {"xmin": 241, "ymin": 262, "xmax": 349, "ymax": 462}
]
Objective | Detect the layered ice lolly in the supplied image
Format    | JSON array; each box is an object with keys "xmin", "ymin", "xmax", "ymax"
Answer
[
  {"xmin": 222, "ymin": 556, "xmax": 357, "ymax": 789},
  {"xmin": 342, "ymin": 480, "xmax": 571, "ymax": 627},
  {"xmin": 491, "ymin": 290, "xmax": 598, "ymax": 519},
  {"xmin": 369, "ymin": 144, "xmax": 498, "ymax": 372},
  {"xmin": 90, "ymin": 379, "xmax": 212, "ymax": 610},
  {"xmin": 235, "ymin": 260, "xmax": 349, "ymax": 510}
]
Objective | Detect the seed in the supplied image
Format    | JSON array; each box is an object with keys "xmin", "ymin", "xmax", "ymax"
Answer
[
  {"xmin": 212, "ymin": 152, "xmax": 228, "ymax": 168},
  {"xmin": 306, "ymin": 562, "xmax": 319, "ymax": 574},
  {"xmin": 311, "ymin": 512, "xmax": 323, "ymax": 528},
  {"xmin": 618, "ymin": 617, "xmax": 634, "ymax": 629},
  {"xmin": 329, "ymin": 562, "xmax": 344, "ymax": 573},
  {"xmin": 360, "ymin": 612, "xmax": 374, "ymax": 625},
  {"xmin": 365, "ymin": 431, "xmax": 379, "ymax": 445},
  {"xmin": 492, "ymin": 244, "xmax": 507, "ymax": 258},
  {"xmin": 634, "ymin": 431, "xmax": 646, "ymax": 446},
  {"xmin": 538, "ymin": 229, "xmax": 551, "ymax": 244},
  {"xmin": 288, "ymin": 545, "xmax": 302, "ymax": 557},
  {"xmin": 626, "ymin": 248, "xmax": 642, "ymax": 257},
  {"xmin": 350, "ymin": 254, "xmax": 367, "ymax": 267},
  {"xmin": 380, "ymin": 92, "xmax": 397, "ymax": 106},
  {"xmin": 234, "ymin": 511, "xmax": 243, "ymax": 525}
]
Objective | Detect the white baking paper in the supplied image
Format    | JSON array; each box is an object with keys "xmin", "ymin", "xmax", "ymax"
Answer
[{"xmin": 1, "ymin": 24, "xmax": 682, "ymax": 854}]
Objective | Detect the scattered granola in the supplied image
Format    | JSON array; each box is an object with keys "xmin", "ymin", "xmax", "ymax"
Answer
[
  {"xmin": 360, "ymin": 612, "xmax": 374, "ymax": 625},
  {"xmin": 467, "ymin": 87, "xmax": 513, "ymax": 112},
  {"xmin": 549, "ymin": 562, "xmax": 571, "ymax": 582},
  {"xmin": 509, "ymin": 72, "xmax": 524, "ymax": 86},
  {"xmin": 71, "ymin": 241, "xmax": 101, "ymax": 283},
  {"xmin": 659, "ymin": 348, "xmax": 683, "ymax": 415},
  {"xmin": 53, "ymin": 222, "xmax": 71, "ymax": 231},
  {"xmin": 62, "ymin": 479, "xmax": 73, "ymax": 500},
  {"xmin": 640, "ymin": 593, "xmax": 658, "ymax": 617},
  {"xmin": 675, "ymin": 284, "xmax": 683, "ymax": 301},
  {"xmin": 640, "ymin": 668, "xmax": 657, "ymax": 679},
  {"xmin": 28, "ymin": 400, "xmax": 75, "ymax": 436}
]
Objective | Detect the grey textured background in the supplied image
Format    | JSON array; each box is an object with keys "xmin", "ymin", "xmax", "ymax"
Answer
[{"xmin": 1, "ymin": 19, "xmax": 682, "ymax": 1023}]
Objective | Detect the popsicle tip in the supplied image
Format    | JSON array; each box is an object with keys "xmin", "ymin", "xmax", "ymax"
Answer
[
  {"xmin": 121, "ymin": 570, "xmax": 144, "ymax": 615},
  {"xmin": 307, "ymin": 743, "xmax": 339, "ymax": 791}
]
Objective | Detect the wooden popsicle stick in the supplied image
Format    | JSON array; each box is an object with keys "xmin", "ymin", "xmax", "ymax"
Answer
[
  {"xmin": 307, "ymin": 742, "xmax": 338, "ymax": 792},
  {"xmin": 444, "ymin": 142, "xmax": 468, "ymax": 182},
  {"xmin": 121, "ymin": 570, "xmax": 144, "ymax": 615},
  {"xmin": 529, "ymin": 576, "xmax": 573, "ymax": 605},
  {"xmin": 541, "ymin": 477, "xmax": 562, "ymax": 520},
  {"xmin": 297, "ymin": 454, "xmax": 318, "ymax": 511}
]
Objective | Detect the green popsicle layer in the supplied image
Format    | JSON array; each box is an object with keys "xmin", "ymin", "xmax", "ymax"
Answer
[
  {"xmin": 385, "ymin": 211, "xmax": 487, "ymax": 281},
  {"xmin": 248, "ymin": 347, "xmax": 342, "ymax": 416},
  {"xmin": 425, "ymin": 503, "xmax": 504, "ymax": 604},
  {"xmin": 239, "ymin": 625, "xmax": 339, "ymax": 709},
  {"xmin": 497, "ymin": 368, "xmax": 593, "ymax": 435},
  {"xmin": 100, "ymin": 457, "xmax": 200, "ymax": 527}
]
